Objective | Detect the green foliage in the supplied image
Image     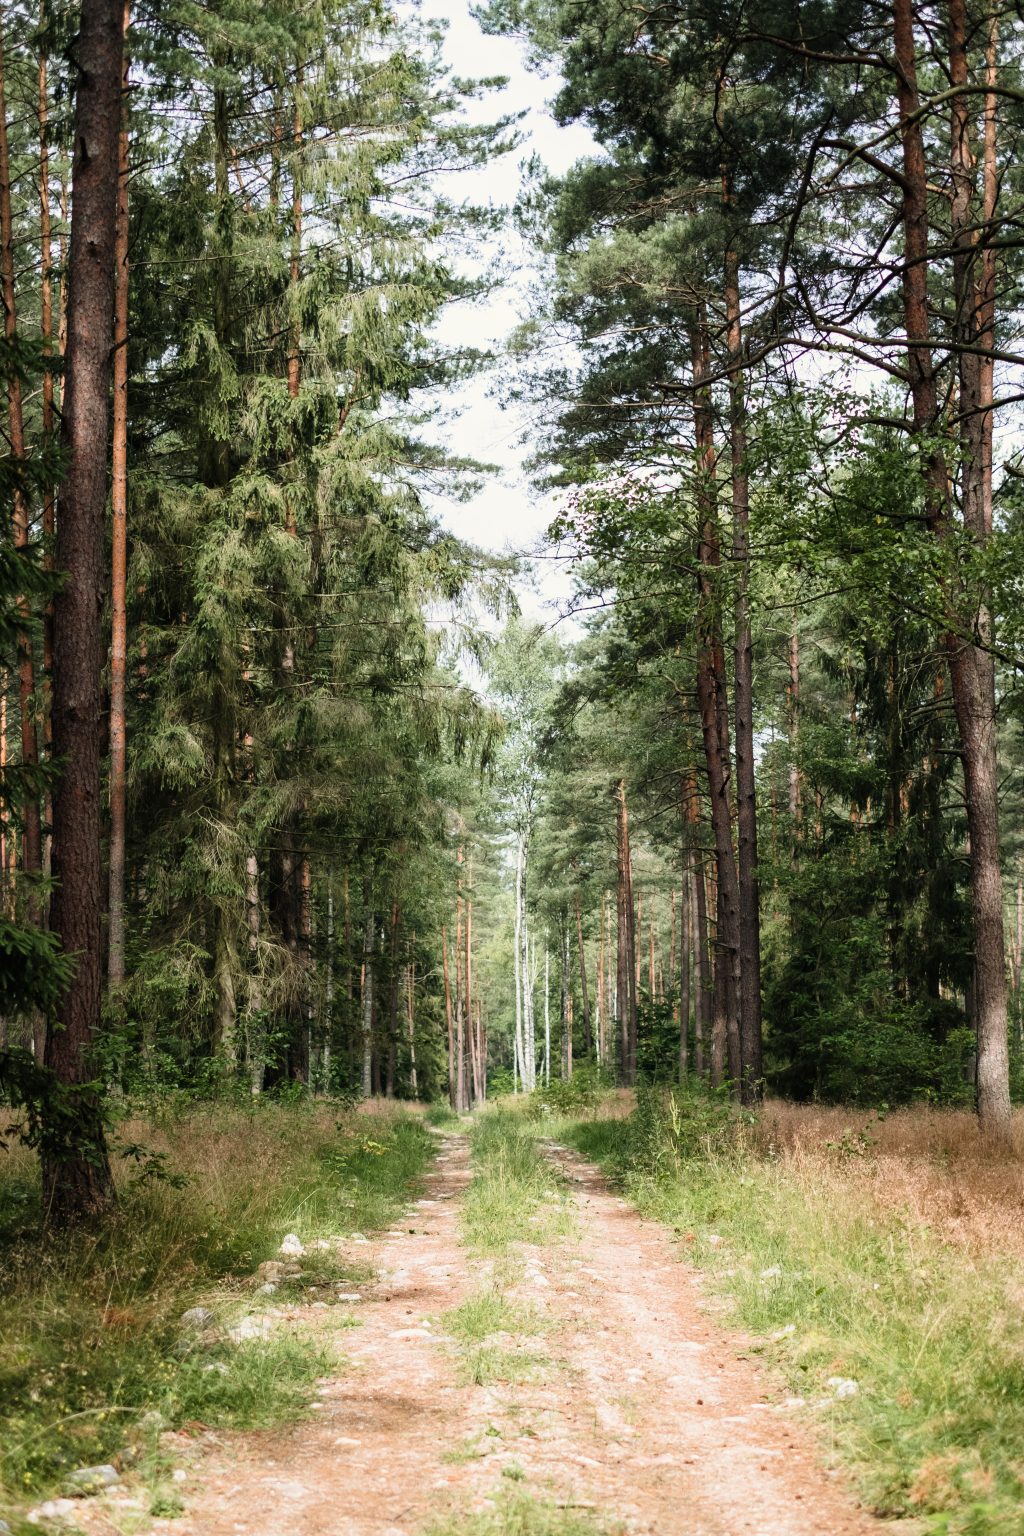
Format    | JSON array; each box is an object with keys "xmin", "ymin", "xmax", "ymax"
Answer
[{"xmin": 525, "ymin": 1061, "xmax": 611, "ymax": 1119}]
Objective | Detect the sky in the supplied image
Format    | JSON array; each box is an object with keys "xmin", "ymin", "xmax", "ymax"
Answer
[{"xmin": 415, "ymin": 0, "xmax": 595, "ymax": 624}]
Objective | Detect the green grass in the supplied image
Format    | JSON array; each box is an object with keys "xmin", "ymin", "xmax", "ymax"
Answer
[
  {"xmin": 444, "ymin": 1289, "xmax": 550, "ymax": 1344},
  {"xmin": 426, "ymin": 1492, "xmax": 623, "ymax": 1536},
  {"xmin": 0, "ymin": 1102, "xmax": 435, "ymax": 1509},
  {"xmin": 444, "ymin": 1289, "xmax": 553, "ymax": 1388},
  {"xmin": 425, "ymin": 1103, "xmax": 462, "ymax": 1129},
  {"xmin": 463, "ymin": 1109, "xmax": 574, "ymax": 1255},
  {"xmin": 568, "ymin": 1095, "xmax": 1024, "ymax": 1536}
]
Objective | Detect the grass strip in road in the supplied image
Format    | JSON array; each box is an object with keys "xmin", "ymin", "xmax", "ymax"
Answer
[
  {"xmin": 0, "ymin": 1102, "xmax": 435, "ymax": 1509},
  {"xmin": 568, "ymin": 1088, "xmax": 1024, "ymax": 1536},
  {"xmin": 463, "ymin": 1109, "xmax": 574, "ymax": 1256},
  {"xmin": 427, "ymin": 1492, "xmax": 623, "ymax": 1536}
]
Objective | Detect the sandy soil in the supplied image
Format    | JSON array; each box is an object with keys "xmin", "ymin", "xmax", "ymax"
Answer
[{"xmin": 66, "ymin": 1132, "xmax": 892, "ymax": 1536}]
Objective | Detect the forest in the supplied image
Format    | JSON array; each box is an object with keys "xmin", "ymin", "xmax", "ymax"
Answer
[{"xmin": 3, "ymin": 0, "xmax": 1024, "ymax": 1533}]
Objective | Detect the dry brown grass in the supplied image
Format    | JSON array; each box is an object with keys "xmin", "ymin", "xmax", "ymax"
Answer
[{"xmin": 751, "ymin": 1100, "xmax": 1024, "ymax": 1262}]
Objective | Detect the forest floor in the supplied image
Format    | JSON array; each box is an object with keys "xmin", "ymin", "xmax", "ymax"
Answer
[{"xmin": 24, "ymin": 1109, "xmax": 897, "ymax": 1536}]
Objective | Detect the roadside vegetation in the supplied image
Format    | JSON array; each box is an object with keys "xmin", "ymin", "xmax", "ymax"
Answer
[
  {"xmin": 0, "ymin": 1101, "xmax": 434, "ymax": 1513},
  {"xmin": 554, "ymin": 1086, "xmax": 1024, "ymax": 1536}
]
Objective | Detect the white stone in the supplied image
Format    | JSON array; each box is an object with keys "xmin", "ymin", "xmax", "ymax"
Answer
[
  {"xmin": 180, "ymin": 1307, "xmax": 214, "ymax": 1329},
  {"xmin": 228, "ymin": 1314, "xmax": 275, "ymax": 1343},
  {"xmin": 28, "ymin": 1498, "xmax": 79, "ymax": 1524},
  {"xmin": 827, "ymin": 1376, "xmax": 859, "ymax": 1399},
  {"xmin": 279, "ymin": 1234, "xmax": 305, "ymax": 1257},
  {"xmin": 67, "ymin": 1463, "xmax": 120, "ymax": 1493}
]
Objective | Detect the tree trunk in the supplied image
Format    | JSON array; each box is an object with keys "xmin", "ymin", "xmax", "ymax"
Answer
[
  {"xmin": 38, "ymin": 15, "xmax": 56, "ymax": 809},
  {"xmin": 544, "ymin": 939, "xmax": 551, "ymax": 1086},
  {"xmin": 245, "ymin": 850, "xmax": 263, "ymax": 1091},
  {"xmin": 723, "ymin": 229, "xmax": 763, "ymax": 1102},
  {"xmin": 0, "ymin": 4, "xmax": 41, "ymax": 908},
  {"xmin": 44, "ymin": 0, "xmax": 126, "ymax": 1222},
  {"xmin": 107, "ymin": 9, "xmax": 130, "ymax": 987},
  {"xmin": 441, "ymin": 921, "xmax": 456, "ymax": 1109},
  {"xmin": 513, "ymin": 835, "xmax": 525, "ymax": 1090},
  {"xmin": 561, "ymin": 918, "xmax": 573, "ymax": 1080},
  {"xmin": 680, "ymin": 852, "xmax": 691, "ymax": 1081},
  {"xmin": 321, "ymin": 871, "xmax": 333, "ymax": 1093},
  {"xmin": 615, "ymin": 778, "xmax": 638, "ymax": 1082},
  {"xmin": 575, "ymin": 886, "xmax": 591, "ymax": 1053},
  {"xmin": 691, "ymin": 319, "xmax": 741, "ymax": 1091},
  {"xmin": 893, "ymin": 0, "xmax": 1010, "ymax": 1137},
  {"xmin": 406, "ymin": 960, "xmax": 418, "ymax": 1099},
  {"xmin": 788, "ymin": 628, "xmax": 801, "ymax": 830},
  {"xmin": 361, "ymin": 898, "xmax": 374, "ymax": 1098}
]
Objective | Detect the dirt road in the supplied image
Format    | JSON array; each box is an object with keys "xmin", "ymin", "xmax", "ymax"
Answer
[{"xmin": 71, "ymin": 1133, "xmax": 884, "ymax": 1536}]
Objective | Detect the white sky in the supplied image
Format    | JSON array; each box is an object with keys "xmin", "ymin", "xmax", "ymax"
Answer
[{"xmin": 416, "ymin": 0, "xmax": 595, "ymax": 623}]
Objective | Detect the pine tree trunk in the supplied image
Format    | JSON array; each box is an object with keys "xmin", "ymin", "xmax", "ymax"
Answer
[
  {"xmin": 441, "ymin": 922, "xmax": 456, "ymax": 1108},
  {"xmin": 386, "ymin": 903, "xmax": 399, "ymax": 1100},
  {"xmin": 322, "ymin": 871, "xmax": 333, "ymax": 1093},
  {"xmin": 0, "ymin": 5, "xmax": 41, "ymax": 908},
  {"xmin": 44, "ymin": 0, "xmax": 125, "ymax": 1222},
  {"xmin": 246, "ymin": 851, "xmax": 264, "ymax": 1092},
  {"xmin": 894, "ymin": 0, "xmax": 1010, "ymax": 1138},
  {"xmin": 723, "ymin": 231, "xmax": 763, "ymax": 1102},
  {"xmin": 107, "ymin": 9, "xmax": 130, "ymax": 988},
  {"xmin": 615, "ymin": 778, "xmax": 638, "ymax": 1082},
  {"xmin": 37, "ymin": 21, "xmax": 56, "ymax": 868},
  {"xmin": 406, "ymin": 960, "xmax": 418, "ymax": 1099},
  {"xmin": 680, "ymin": 850, "xmax": 692, "ymax": 1081},
  {"xmin": 575, "ymin": 886, "xmax": 591, "ymax": 1054},
  {"xmin": 788, "ymin": 628, "xmax": 801, "ymax": 829},
  {"xmin": 560, "ymin": 919, "xmax": 571, "ymax": 1080},
  {"xmin": 361, "ymin": 901, "xmax": 374, "ymax": 1098},
  {"xmin": 691, "ymin": 321, "xmax": 741, "ymax": 1091}
]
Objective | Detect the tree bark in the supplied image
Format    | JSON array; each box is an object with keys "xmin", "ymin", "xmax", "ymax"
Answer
[
  {"xmin": 615, "ymin": 778, "xmax": 637, "ymax": 1082},
  {"xmin": 107, "ymin": 7, "xmax": 130, "ymax": 988},
  {"xmin": 0, "ymin": 4, "xmax": 42, "ymax": 908},
  {"xmin": 44, "ymin": 0, "xmax": 126, "ymax": 1221},
  {"xmin": 723, "ymin": 229, "xmax": 763, "ymax": 1102},
  {"xmin": 361, "ymin": 899, "xmax": 374, "ymax": 1098},
  {"xmin": 575, "ymin": 886, "xmax": 591, "ymax": 1053},
  {"xmin": 893, "ymin": 0, "xmax": 1010, "ymax": 1137},
  {"xmin": 441, "ymin": 921, "xmax": 456, "ymax": 1109},
  {"xmin": 691, "ymin": 320, "xmax": 741, "ymax": 1090}
]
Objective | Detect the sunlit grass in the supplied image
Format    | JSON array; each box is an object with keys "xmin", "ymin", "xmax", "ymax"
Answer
[
  {"xmin": 463, "ymin": 1109, "xmax": 575, "ymax": 1255},
  {"xmin": 569, "ymin": 1096, "xmax": 1024, "ymax": 1536},
  {"xmin": 427, "ymin": 1492, "xmax": 623, "ymax": 1536},
  {"xmin": 0, "ymin": 1101, "xmax": 434, "ymax": 1507}
]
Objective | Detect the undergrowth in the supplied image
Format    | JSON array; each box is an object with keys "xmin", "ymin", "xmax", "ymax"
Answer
[
  {"xmin": 0, "ymin": 1101, "xmax": 433, "ymax": 1511},
  {"xmin": 568, "ymin": 1087, "xmax": 1024, "ymax": 1536}
]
